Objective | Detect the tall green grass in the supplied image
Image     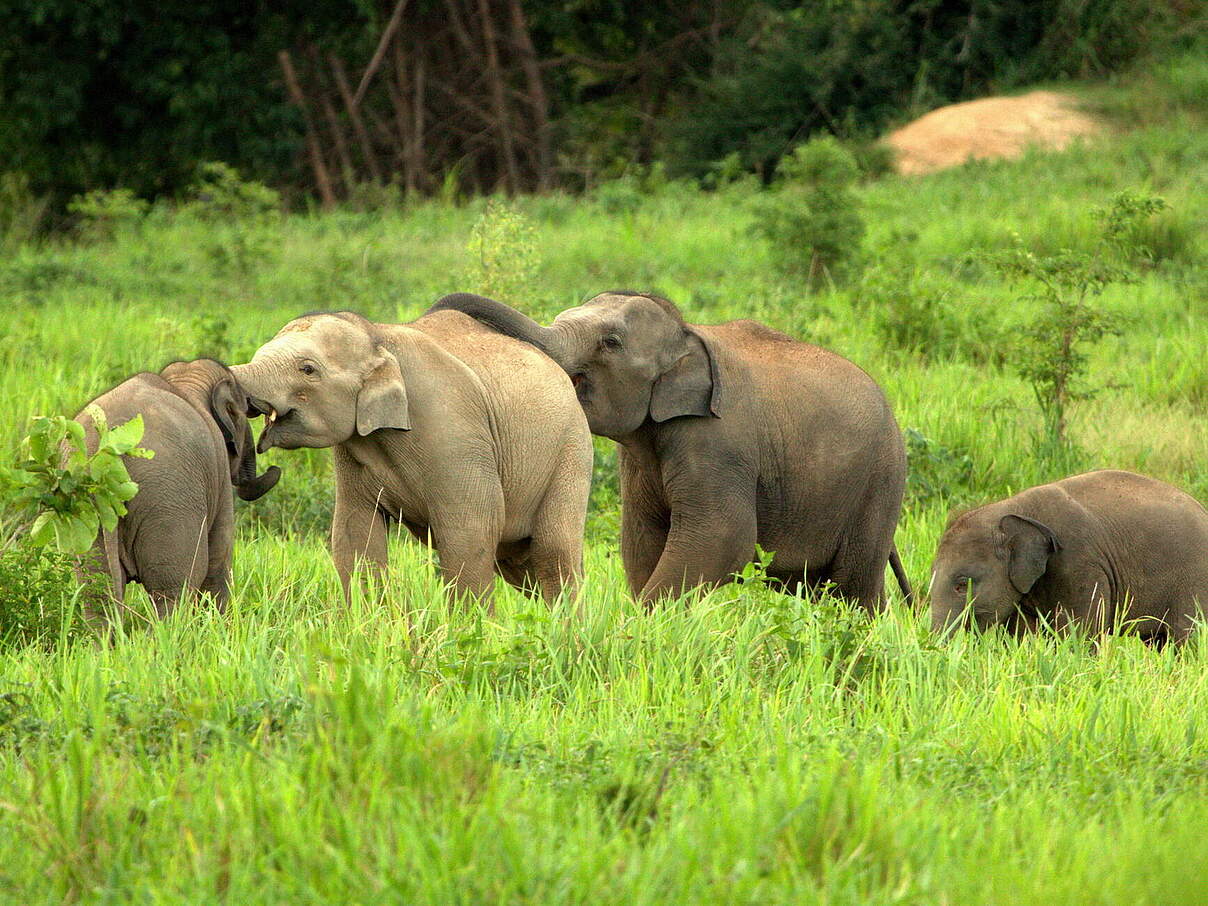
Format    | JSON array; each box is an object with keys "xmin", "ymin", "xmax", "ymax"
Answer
[{"xmin": 0, "ymin": 60, "xmax": 1204, "ymax": 901}]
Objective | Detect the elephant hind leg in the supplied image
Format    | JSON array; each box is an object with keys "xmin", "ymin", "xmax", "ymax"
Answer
[
  {"xmin": 825, "ymin": 529, "xmax": 892, "ymax": 614},
  {"xmin": 134, "ymin": 517, "xmax": 211, "ymax": 618},
  {"xmin": 496, "ymin": 538, "xmax": 539, "ymax": 593},
  {"xmin": 525, "ymin": 442, "xmax": 590, "ymax": 604},
  {"xmin": 201, "ymin": 496, "xmax": 235, "ymax": 610}
]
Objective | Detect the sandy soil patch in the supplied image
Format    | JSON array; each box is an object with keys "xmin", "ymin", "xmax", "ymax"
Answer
[{"xmin": 886, "ymin": 90, "xmax": 1102, "ymax": 176}]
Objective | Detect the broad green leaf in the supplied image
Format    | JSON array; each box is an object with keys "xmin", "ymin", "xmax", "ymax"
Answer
[{"xmin": 105, "ymin": 414, "xmax": 145, "ymax": 453}]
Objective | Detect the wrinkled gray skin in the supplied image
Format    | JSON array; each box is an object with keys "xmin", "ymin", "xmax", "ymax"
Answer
[
  {"xmin": 231, "ymin": 310, "xmax": 591, "ymax": 605},
  {"xmin": 75, "ymin": 359, "xmax": 281, "ymax": 617},
  {"xmin": 931, "ymin": 470, "xmax": 1208, "ymax": 643},
  {"xmin": 427, "ymin": 291, "xmax": 911, "ymax": 609}
]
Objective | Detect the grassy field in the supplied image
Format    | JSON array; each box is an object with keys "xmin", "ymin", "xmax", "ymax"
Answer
[{"xmin": 0, "ymin": 55, "xmax": 1204, "ymax": 902}]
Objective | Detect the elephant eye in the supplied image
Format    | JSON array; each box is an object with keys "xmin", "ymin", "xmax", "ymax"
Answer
[
  {"xmin": 300, "ymin": 363, "xmax": 317, "ymax": 376},
  {"xmin": 954, "ymin": 577, "xmax": 971, "ymax": 594},
  {"xmin": 602, "ymin": 335, "xmax": 623, "ymax": 351}
]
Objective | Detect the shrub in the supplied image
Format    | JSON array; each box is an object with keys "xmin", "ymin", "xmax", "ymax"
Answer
[
  {"xmin": 66, "ymin": 188, "xmax": 148, "ymax": 241},
  {"xmin": 465, "ymin": 199, "xmax": 540, "ymax": 302},
  {"xmin": 1095, "ymin": 190, "xmax": 1183, "ymax": 267},
  {"xmin": 0, "ymin": 173, "xmax": 49, "ymax": 250},
  {"xmin": 184, "ymin": 162, "xmax": 280, "ymax": 221},
  {"xmin": 0, "ymin": 544, "xmax": 91, "ymax": 649},
  {"xmin": 988, "ymin": 243, "xmax": 1127, "ymax": 453},
  {"xmin": 184, "ymin": 163, "xmax": 282, "ymax": 277},
  {"xmin": 750, "ymin": 137, "xmax": 865, "ymax": 289},
  {"xmin": 903, "ymin": 428, "xmax": 976, "ymax": 507}
]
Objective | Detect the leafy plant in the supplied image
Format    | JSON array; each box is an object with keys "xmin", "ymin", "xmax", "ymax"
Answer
[
  {"xmin": 66, "ymin": 188, "xmax": 148, "ymax": 241},
  {"xmin": 903, "ymin": 428, "xmax": 975, "ymax": 506},
  {"xmin": 1095, "ymin": 190, "xmax": 1175, "ymax": 267},
  {"xmin": 0, "ymin": 172, "xmax": 49, "ymax": 250},
  {"xmin": 988, "ymin": 243, "xmax": 1128, "ymax": 452},
  {"xmin": 465, "ymin": 199, "xmax": 540, "ymax": 301},
  {"xmin": 6, "ymin": 407, "xmax": 152, "ymax": 555},
  {"xmin": 185, "ymin": 162, "xmax": 280, "ymax": 221},
  {"xmin": 0, "ymin": 545, "xmax": 92, "ymax": 649},
  {"xmin": 750, "ymin": 136, "xmax": 865, "ymax": 289}
]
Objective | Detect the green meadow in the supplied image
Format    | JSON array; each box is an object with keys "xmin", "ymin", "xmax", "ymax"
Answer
[{"xmin": 0, "ymin": 55, "xmax": 1204, "ymax": 902}]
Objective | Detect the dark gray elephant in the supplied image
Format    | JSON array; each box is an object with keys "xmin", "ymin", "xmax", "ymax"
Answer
[
  {"xmin": 930, "ymin": 470, "xmax": 1208, "ymax": 642},
  {"xmin": 427, "ymin": 290, "xmax": 912, "ymax": 609},
  {"xmin": 75, "ymin": 359, "xmax": 280, "ymax": 617}
]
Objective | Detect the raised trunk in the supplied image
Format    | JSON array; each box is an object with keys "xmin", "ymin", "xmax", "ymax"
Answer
[{"xmin": 425, "ymin": 293, "xmax": 566, "ymax": 362}]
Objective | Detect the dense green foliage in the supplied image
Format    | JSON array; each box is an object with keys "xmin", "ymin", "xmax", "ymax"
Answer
[
  {"xmin": 1, "ymin": 0, "xmax": 1197, "ymax": 203},
  {"xmin": 0, "ymin": 58, "xmax": 1204, "ymax": 901},
  {"xmin": 8, "ymin": 408, "xmax": 151, "ymax": 555}
]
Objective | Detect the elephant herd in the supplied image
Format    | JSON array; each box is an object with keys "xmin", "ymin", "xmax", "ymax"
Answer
[{"xmin": 74, "ymin": 290, "xmax": 1208, "ymax": 643}]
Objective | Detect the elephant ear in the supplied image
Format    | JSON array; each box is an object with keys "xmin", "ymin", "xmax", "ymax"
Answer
[
  {"xmin": 208, "ymin": 378, "xmax": 245, "ymax": 483},
  {"xmin": 649, "ymin": 329, "xmax": 722, "ymax": 423},
  {"xmin": 999, "ymin": 514, "xmax": 1061, "ymax": 594},
  {"xmin": 356, "ymin": 346, "xmax": 411, "ymax": 435}
]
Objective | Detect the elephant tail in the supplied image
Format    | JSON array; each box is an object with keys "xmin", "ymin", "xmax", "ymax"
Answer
[{"xmin": 889, "ymin": 545, "xmax": 914, "ymax": 608}]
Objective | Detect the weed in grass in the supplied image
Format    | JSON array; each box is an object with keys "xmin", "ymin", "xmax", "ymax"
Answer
[
  {"xmin": 465, "ymin": 198, "xmax": 540, "ymax": 302},
  {"xmin": 751, "ymin": 136, "xmax": 866, "ymax": 290}
]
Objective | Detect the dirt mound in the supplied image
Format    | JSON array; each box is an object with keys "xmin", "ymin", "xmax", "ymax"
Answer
[{"xmin": 885, "ymin": 91, "xmax": 1101, "ymax": 176}]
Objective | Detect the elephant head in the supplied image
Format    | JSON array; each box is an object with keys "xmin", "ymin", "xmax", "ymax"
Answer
[
  {"xmin": 160, "ymin": 359, "xmax": 282, "ymax": 502},
  {"xmin": 428, "ymin": 291, "xmax": 721, "ymax": 438},
  {"xmin": 231, "ymin": 312, "xmax": 410, "ymax": 453},
  {"xmin": 930, "ymin": 509, "xmax": 1061, "ymax": 632}
]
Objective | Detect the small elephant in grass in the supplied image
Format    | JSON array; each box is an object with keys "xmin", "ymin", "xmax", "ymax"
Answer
[
  {"xmin": 231, "ymin": 309, "xmax": 592, "ymax": 605},
  {"xmin": 930, "ymin": 470, "xmax": 1208, "ymax": 643},
  {"xmin": 427, "ymin": 291, "xmax": 912, "ymax": 609},
  {"xmin": 75, "ymin": 359, "xmax": 281, "ymax": 617}
]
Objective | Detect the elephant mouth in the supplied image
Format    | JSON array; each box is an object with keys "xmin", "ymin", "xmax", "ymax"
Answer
[
  {"xmin": 570, "ymin": 371, "xmax": 592, "ymax": 404},
  {"xmin": 252, "ymin": 402, "xmax": 296, "ymax": 453}
]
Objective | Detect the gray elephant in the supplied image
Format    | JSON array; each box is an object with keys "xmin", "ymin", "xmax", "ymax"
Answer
[
  {"xmin": 76, "ymin": 358, "xmax": 281, "ymax": 616},
  {"xmin": 427, "ymin": 291, "xmax": 912, "ymax": 609},
  {"xmin": 231, "ymin": 309, "xmax": 592, "ymax": 604},
  {"xmin": 930, "ymin": 470, "xmax": 1208, "ymax": 642}
]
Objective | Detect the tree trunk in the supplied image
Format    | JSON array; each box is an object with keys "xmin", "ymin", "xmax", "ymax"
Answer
[
  {"xmin": 507, "ymin": 0, "xmax": 551, "ymax": 191},
  {"xmin": 476, "ymin": 0, "xmax": 521, "ymax": 193},
  {"xmin": 278, "ymin": 50, "xmax": 337, "ymax": 208},
  {"xmin": 330, "ymin": 54, "xmax": 385, "ymax": 185}
]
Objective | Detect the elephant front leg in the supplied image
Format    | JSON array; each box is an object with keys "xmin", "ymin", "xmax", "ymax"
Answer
[
  {"xmin": 618, "ymin": 450, "xmax": 670, "ymax": 595},
  {"xmin": 331, "ymin": 492, "xmax": 390, "ymax": 601},
  {"xmin": 620, "ymin": 502, "xmax": 670, "ymax": 597},
  {"xmin": 639, "ymin": 493, "xmax": 758, "ymax": 605},
  {"xmin": 430, "ymin": 494, "xmax": 505, "ymax": 609}
]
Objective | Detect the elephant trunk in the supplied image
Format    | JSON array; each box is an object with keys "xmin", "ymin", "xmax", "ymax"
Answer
[
  {"xmin": 231, "ymin": 361, "xmax": 292, "ymax": 453},
  {"xmin": 232, "ymin": 418, "xmax": 281, "ymax": 501},
  {"xmin": 426, "ymin": 293, "xmax": 567, "ymax": 363},
  {"xmin": 237, "ymin": 465, "xmax": 282, "ymax": 501}
]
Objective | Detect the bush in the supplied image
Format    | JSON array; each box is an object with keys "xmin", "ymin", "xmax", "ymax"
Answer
[
  {"xmin": 185, "ymin": 162, "xmax": 281, "ymax": 221},
  {"xmin": 0, "ymin": 173, "xmax": 49, "ymax": 250},
  {"xmin": 903, "ymin": 428, "xmax": 976, "ymax": 508},
  {"xmin": 988, "ymin": 243, "xmax": 1127, "ymax": 453},
  {"xmin": 66, "ymin": 188, "xmax": 148, "ymax": 241},
  {"xmin": 0, "ymin": 544, "xmax": 92, "ymax": 649},
  {"xmin": 750, "ymin": 137, "xmax": 865, "ymax": 289},
  {"xmin": 465, "ymin": 199, "xmax": 540, "ymax": 302},
  {"xmin": 860, "ymin": 264, "xmax": 1003, "ymax": 366}
]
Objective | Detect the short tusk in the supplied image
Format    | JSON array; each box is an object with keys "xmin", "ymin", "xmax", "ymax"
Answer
[{"xmin": 267, "ymin": 408, "xmax": 277, "ymax": 425}]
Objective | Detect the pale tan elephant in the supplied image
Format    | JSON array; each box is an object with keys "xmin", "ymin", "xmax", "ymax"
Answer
[{"xmin": 232, "ymin": 309, "xmax": 592, "ymax": 605}]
